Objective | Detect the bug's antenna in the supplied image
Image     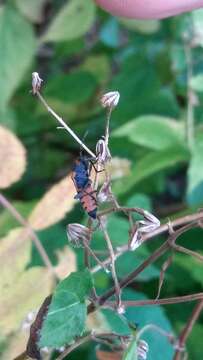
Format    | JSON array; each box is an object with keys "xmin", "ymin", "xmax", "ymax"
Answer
[{"xmin": 80, "ymin": 130, "xmax": 89, "ymax": 157}]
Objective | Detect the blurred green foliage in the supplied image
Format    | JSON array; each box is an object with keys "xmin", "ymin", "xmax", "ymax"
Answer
[{"xmin": 1, "ymin": 1, "xmax": 203, "ymax": 359}]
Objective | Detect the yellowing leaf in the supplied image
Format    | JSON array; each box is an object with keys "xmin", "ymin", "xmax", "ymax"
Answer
[
  {"xmin": 15, "ymin": 0, "xmax": 46, "ymax": 23},
  {"xmin": 29, "ymin": 175, "xmax": 76, "ymax": 230},
  {"xmin": 0, "ymin": 126, "xmax": 26, "ymax": 189},
  {"xmin": 0, "ymin": 228, "xmax": 53, "ymax": 336},
  {"xmin": 54, "ymin": 246, "xmax": 76, "ymax": 279}
]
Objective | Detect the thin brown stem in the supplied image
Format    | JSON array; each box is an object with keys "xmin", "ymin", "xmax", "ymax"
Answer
[
  {"xmin": 0, "ymin": 193, "xmax": 57, "ymax": 280},
  {"xmin": 173, "ymin": 299, "xmax": 203, "ymax": 360},
  {"xmin": 56, "ymin": 334, "xmax": 92, "ymax": 360},
  {"xmin": 108, "ymin": 293, "xmax": 203, "ymax": 307},
  {"xmin": 100, "ymin": 222, "xmax": 122, "ymax": 309}
]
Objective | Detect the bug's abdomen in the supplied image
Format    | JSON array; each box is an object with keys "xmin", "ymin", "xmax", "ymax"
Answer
[{"xmin": 79, "ymin": 184, "xmax": 97, "ymax": 219}]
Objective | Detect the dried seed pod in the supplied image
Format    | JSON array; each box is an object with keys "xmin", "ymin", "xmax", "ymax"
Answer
[
  {"xmin": 67, "ymin": 223, "xmax": 90, "ymax": 247},
  {"xmin": 96, "ymin": 138, "xmax": 111, "ymax": 164},
  {"xmin": 137, "ymin": 340, "xmax": 149, "ymax": 360}
]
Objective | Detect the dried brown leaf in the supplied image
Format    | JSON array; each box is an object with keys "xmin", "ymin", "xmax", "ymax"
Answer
[
  {"xmin": 28, "ymin": 175, "xmax": 76, "ymax": 230},
  {"xmin": 0, "ymin": 227, "xmax": 53, "ymax": 337},
  {"xmin": 0, "ymin": 126, "xmax": 26, "ymax": 189}
]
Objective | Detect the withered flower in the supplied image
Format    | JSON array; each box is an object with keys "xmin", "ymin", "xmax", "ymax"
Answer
[
  {"xmin": 137, "ymin": 340, "xmax": 149, "ymax": 360},
  {"xmin": 67, "ymin": 223, "xmax": 90, "ymax": 247},
  {"xmin": 97, "ymin": 180, "xmax": 112, "ymax": 203},
  {"xmin": 32, "ymin": 72, "xmax": 43, "ymax": 94},
  {"xmin": 96, "ymin": 137, "xmax": 111, "ymax": 164}
]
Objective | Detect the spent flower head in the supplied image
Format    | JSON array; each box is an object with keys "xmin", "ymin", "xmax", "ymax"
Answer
[
  {"xmin": 129, "ymin": 211, "xmax": 160, "ymax": 251},
  {"xmin": 32, "ymin": 72, "xmax": 43, "ymax": 94},
  {"xmin": 100, "ymin": 91, "xmax": 120, "ymax": 109},
  {"xmin": 137, "ymin": 340, "xmax": 149, "ymax": 360},
  {"xmin": 67, "ymin": 223, "xmax": 90, "ymax": 247},
  {"xmin": 96, "ymin": 137, "xmax": 111, "ymax": 164}
]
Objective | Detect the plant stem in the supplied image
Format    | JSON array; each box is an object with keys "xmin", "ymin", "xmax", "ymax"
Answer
[
  {"xmin": 100, "ymin": 222, "xmax": 122, "ymax": 309},
  {"xmin": 185, "ymin": 40, "xmax": 195, "ymax": 150},
  {"xmin": 0, "ymin": 193, "xmax": 57, "ymax": 280},
  {"xmin": 36, "ymin": 91, "xmax": 96, "ymax": 158},
  {"xmin": 173, "ymin": 299, "xmax": 203, "ymax": 360},
  {"xmin": 109, "ymin": 293, "xmax": 203, "ymax": 307}
]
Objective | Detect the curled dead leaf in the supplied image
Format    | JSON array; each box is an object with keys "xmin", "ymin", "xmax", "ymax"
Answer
[
  {"xmin": 0, "ymin": 126, "xmax": 26, "ymax": 189},
  {"xmin": 28, "ymin": 175, "xmax": 76, "ymax": 230},
  {"xmin": 96, "ymin": 350, "xmax": 123, "ymax": 360}
]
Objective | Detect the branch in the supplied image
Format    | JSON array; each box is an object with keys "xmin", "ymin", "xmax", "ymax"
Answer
[
  {"xmin": 108, "ymin": 293, "xmax": 203, "ymax": 307},
  {"xmin": 0, "ymin": 193, "xmax": 58, "ymax": 280}
]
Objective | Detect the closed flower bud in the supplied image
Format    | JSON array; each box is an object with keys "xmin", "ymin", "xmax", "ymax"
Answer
[
  {"xmin": 100, "ymin": 91, "xmax": 120, "ymax": 109},
  {"xmin": 96, "ymin": 138, "xmax": 111, "ymax": 164},
  {"xmin": 67, "ymin": 223, "xmax": 90, "ymax": 247},
  {"xmin": 32, "ymin": 72, "xmax": 43, "ymax": 94}
]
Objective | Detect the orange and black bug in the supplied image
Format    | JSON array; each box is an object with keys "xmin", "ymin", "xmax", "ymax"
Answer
[{"xmin": 71, "ymin": 154, "xmax": 97, "ymax": 219}]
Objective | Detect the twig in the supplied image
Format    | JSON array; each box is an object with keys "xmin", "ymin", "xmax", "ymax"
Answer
[
  {"xmin": 156, "ymin": 255, "xmax": 173, "ymax": 300},
  {"xmin": 91, "ymin": 210, "xmax": 203, "ymax": 274},
  {"xmin": 108, "ymin": 293, "xmax": 203, "ymax": 307},
  {"xmin": 136, "ymin": 324, "xmax": 175, "ymax": 344},
  {"xmin": 170, "ymin": 243, "xmax": 203, "ymax": 262},
  {"xmin": 100, "ymin": 222, "xmax": 122, "ymax": 309},
  {"xmin": 173, "ymin": 299, "xmax": 203, "ymax": 360},
  {"xmin": 89, "ymin": 222, "xmax": 198, "ymax": 312},
  {"xmin": 56, "ymin": 334, "xmax": 92, "ymax": 360},
  {"xmin": 0, "ymin": 193, "xmax": 57, "ymax": 280},
  {"xmin": 36, "ymin": 91, "xmax": 96, "ymax": 159},
  {"xmin": 57, "ymin": 332, "xmax": 128, "ymax": 360},
  {"xmin": 105, "ymin": 108, "xmax": 112, "ymax": 147}
]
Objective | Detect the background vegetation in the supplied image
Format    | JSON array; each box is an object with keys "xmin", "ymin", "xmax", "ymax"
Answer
[{"xmin": 1, "ymin": 0, "xmax": 203, "ymax": 359}]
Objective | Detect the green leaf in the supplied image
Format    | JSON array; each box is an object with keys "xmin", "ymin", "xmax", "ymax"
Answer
[
  {"xmin": 0, "ymin": 5, "xmax": 36, "ymax": 111},
  {"xmin": 44, "ymin": 71, "xmax": 97, "ymax": 104},
  {"xmin": 113, "ymin": 115, "xmax": 184, "ymax": 150},
  {"xmin": 123, "ymin": 289, "xmax": 174, "ymax": 360},
  {"xmin": 126, "ymin": 194, "xmax": 152, "ymax": 212},
  {"xmin": 119, "ymin": 18, "xmax": 160, "ymax": 34},
  {"xmin": 192, "ymin": 9, "xmax": 203, "ymax": 47},
  {"xmin": 39, "ymin": 290, "xmax": 86, "ymax": 348},
  {"xmin": 187, "ymin": 139, "xmax": 203, "ymax": 205},
  {"xmin": 56, "ymin": 269, "xmax": 93, "ymax": 302},
  {"xmin": 116, "ymin": 251, "xmax": 160, "ymax": 282},
  {"xmin": 15, "ymin": 0, "xmax": 46, "ymax": 23},
  {"xmin": 190, "ymin": 74, "xmax": 203, "ymax": 92},
  {"xmin": 122, "ymin": 339, "xmax": 137, "ymax": 360},
  {"xmin": 41, "ymin": 0, "xmax": 96, "ymax": 43},
  {"xmin": 114, "ymin": 146, "xmax": 189, "ymax": 196},
  {"xmin": 102, "ymin": 308, "xmax": 131, "ymax": 336},
  {"xmin": 39, "ymin": 270, "xmax": 93, "ymax": 348}
]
